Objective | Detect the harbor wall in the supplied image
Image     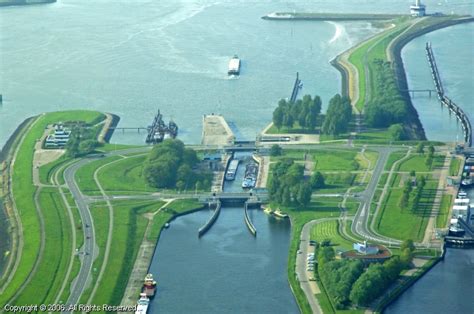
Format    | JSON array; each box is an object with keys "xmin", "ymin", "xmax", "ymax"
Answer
[
  {"xmin": 102, "ymin": 113, "xmax": 120, "ymax": 144},
  {"xmin": 330, "ymin": 57, "xmax": 349, "ymax": 98},
  {"xmin": 374, "ymin": 257, "xmax": 442, "ymax": 313},
  {"xmin": 197, "ymin": 201, "xmax": 221, "ymax": 237},
  {"xmin": 0, "ymin": 0, "xmax": 55, "ymax": 7},
  {"xmin": 390, "ymin": 17, "xmax": 474, "ymax": 140},
  {"xmin": 262, "ymin": 13, "xmax": 403, "ymax": 21},
  {"xmin": 244, "ymin": 202, "xmax": 257, "ymax": 237},
  {"xmin": 0, "ymin": 117, "xmax": 35, "ymax": 163}
]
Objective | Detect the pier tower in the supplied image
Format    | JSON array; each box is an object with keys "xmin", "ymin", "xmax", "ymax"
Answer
[{"xmin": 410, "ymin": 0, "xmax": 426, "ymax": 17}]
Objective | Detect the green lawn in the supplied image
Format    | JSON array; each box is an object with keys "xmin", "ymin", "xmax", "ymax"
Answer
[
  {"xmin": 75, "ymin": 156, "xmax": 122, "ymax": 194},
  {"xmin": 97, "ymin": 155, "xmax": 156, "ymax": 193},
  {"xmin": 375, "ymin": 179, "xmax": 437, "ymax": 241},
  {"xmin": 1, "ymin": 110, "xmax": 104, "ymax": 305},
  {"xmin": 384, "ymin": 151, "xmax": 407, "ymax": 171},
  {"xmin": 313, "ymin": 150, "xmax": 359, "ymax": 171},
  {"xmin": 397, "ymin": 154, "xmax": 445, "ymax": 172},
  {"xmin": 436, "ymin": 194, "xmax": 452, "ymax": 229},
  {"xmin": 13, "ymin": 187, "xmax": 72, "ymax": 306},
  {"xmin": 310, "ymin": 220, "xmax": 353, "ymax": 250},
  {"xmin": 449, "ymin": 157, "xmax": 461, "ymax": 176}
]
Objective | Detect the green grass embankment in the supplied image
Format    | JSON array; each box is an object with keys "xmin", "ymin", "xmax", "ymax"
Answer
[
  {"xmin": 38, "ymin": 156, "xmax": 77, "ymax": 186},
  {"xmin": 0, "ymin": 110, "xmax": 104, "ymax": 306},
  {"xmin": 13, "ymin": 187, "xmax": 72, "ymax": 305}
]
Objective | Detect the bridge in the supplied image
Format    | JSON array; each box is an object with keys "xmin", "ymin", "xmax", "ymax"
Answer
[
  {"xmin": 200, "ymin": 191, "xmax": 268, "ymax": 204},
  {"xmin": 402, "ymin": 89, "xmax": 436, "ymax": 97},
  {"xmin": 426, "ymin": 42, "xmax": 472, "ymax": 147}
]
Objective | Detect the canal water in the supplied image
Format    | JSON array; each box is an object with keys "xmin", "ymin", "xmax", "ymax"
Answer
[
  {"xmin": 1, "ymin": 1, "xmax": 473, "ymax": 312},
  {"xmin": 148, "ymin": 207, "xmax": 296, "ymax": 313}
]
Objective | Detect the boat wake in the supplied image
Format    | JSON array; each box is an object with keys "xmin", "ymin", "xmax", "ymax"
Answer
[{"xmin": 327, "ymin": 21, "xmax": 343, "ymax": 44}]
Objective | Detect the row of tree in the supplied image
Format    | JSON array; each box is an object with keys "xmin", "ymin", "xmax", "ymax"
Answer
[
  {"xmin": 268, "ymin": 159, "xmax": 312, "ymax": 207},
  {"xmin": 398, "ymin": 174, "xmax": 427, "ymax": 212},
  {"xmin": 66, "ymin": 124, "xmax": 100, "ymax": 158},
  {"xmin": 350, "ymin": 240, "xmax": 415, "ymax": 306},
  {"xmin": 365, "ymin": 59, "xmax": 409, "ymax": 128},
  {"xmin": 316, "ymin": 240, "xmax": 415, "ymax": 309},
  {"xmin": 321, "ymin": 94, "xmax": 352, "ymax": 136},
  {"xmin": 142, "ymin": 139, "xmax": 211, "ymax": 190},
  {"xmin": 272, "ymin": 95, "xmax": 322, "ymax": 130}
]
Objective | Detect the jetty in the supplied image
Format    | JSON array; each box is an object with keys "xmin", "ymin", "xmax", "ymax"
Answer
[
  {"xmin": 289, "ymin": 72, "xmax": 302, "ymax": 103},
  {"xmin": 201, "ymin": 114, "xmax": 235, "ymax": 146},
  {"xmin": 145, "ymin": 110, "xmax": 178, "ymax": 144},
  {"xmin": 426, "ymin": 42, "xmax": 472, "ymax": 147},
  {"xmin": 262, "ymin": 12, "xmax": 403, "ymax": 21}
]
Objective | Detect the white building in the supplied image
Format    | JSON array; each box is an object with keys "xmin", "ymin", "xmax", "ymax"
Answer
[{"xmin": 410, "ymin": 0, "xmax": 426, "ymax": 17}]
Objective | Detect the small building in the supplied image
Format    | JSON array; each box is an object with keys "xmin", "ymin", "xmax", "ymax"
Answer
[
  {"xmin": 44, "ymin": 124, "xmax": 71, "ymax": 148},
  {"xmin": 341, "ymin": 242, "xmax": 391, "ymax": 265},
  {"xmin": 410, "ymin": 0, "xmax": 426, "ymax": 17}
]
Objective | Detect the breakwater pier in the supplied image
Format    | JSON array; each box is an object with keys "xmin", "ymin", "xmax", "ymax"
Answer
[{"xmin": 425, "ymin": 41, "xmax": 472, "ymax": 147}]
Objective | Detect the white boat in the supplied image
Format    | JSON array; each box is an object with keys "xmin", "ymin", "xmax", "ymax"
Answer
[
  {"xmin": 228, "ymin": 55, "xmax": 241, "ymax": 75},
  {"xmin": 135, "ymin": 293, "xmax": 149, "ymax": 314},
  {"xmin": 461, "ymin": 178, "xmax": 473, "ymax": 187}
]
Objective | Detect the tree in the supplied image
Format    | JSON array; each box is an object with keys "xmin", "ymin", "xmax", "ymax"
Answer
[
  {"xmin": 388, "ymin": 123, "xmax": 406, "ymax": 141},
  {"xmin": 428, "ymin": 144, "xmax": 435, "ymax": 155},
  {"xmin": 296, "ymin": 182, "xmax": 312, "ymax": 207},
  {"xmin": 270, "ymin": 144, "xmax": 282, "ymax": 156},
  {"xmin": 409, "ymin": 170, "xmax": 416, "ymax": 177},
  {"xmin": 310, "ymin": 171, "xmax": 325, "ymax": 189},
  {"xmin": 78, "ymin": 139, "xmax": 98, "ymax": 155},
  {"xmin": 273, "ymin": 106, "xmax": 284, "ymax": 130},
  {"xmin": 143, "ymin": 139, "xmax": 210, "ymax": 190},
  {"xmin": 400, "ymin": 239, "xmax": 415, "ymax": 252},
  {"xmin": 322, "ymin": 94, "xmax": 352, "ymax": 136},
  {"xmin": 416, "ymin": 142, "xmax": 425, "ymax": 154}
]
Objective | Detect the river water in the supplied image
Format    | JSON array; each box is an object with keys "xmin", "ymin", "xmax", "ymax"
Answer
[{"xmin": 1, "ymin": 0, "xmax": 473, "ymax": 312}]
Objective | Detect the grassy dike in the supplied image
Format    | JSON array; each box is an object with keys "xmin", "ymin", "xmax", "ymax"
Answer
[
  {"xmin": 0, "ymin": 111, "xmax": 105, "ymax": 306},
  {"xmin": 333, "ymin": 15, "xmax": 474, "ymax": 140}
]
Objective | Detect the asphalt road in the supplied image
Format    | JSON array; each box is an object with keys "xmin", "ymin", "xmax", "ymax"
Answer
[
  {"xmin": 295, "ymin": 218, "xmax": 339, "ymax": 314},
  {"xmin": 351, "ymin": 146, "xmax": 404, "ymax": 245},
  {"xmin": 63, "ymin": 158, "xmax": 97, "ymax": 311}
]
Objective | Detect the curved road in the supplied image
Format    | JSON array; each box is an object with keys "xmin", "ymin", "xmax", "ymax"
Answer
[
  {"xmin": 63, "ymin": 158, "xmax": 97, "ymax": 310},
  {"xmin": 62, "ymin": 147, "xmax": 151, "ymax": 309}
]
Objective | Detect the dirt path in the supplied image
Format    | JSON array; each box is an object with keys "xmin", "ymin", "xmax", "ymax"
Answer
[{"xmin": 121, "ymin": 199, "xmax": 174, "ymax": 306}]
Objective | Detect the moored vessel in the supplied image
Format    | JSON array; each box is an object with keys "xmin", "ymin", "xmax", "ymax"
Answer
[
  {"xmin": 273, "ymin": 210, "xmax": 288, "ymax": 219},
  {"xmin": 142, "ymin": 273, "xmax": 157, "ymax": 298},
  {"xmin": 135, "ymin": 293, "xmax": 149, "ymax": 314},
  {"xmin": 225, "ymin": 159, "xmax": 240, "ymax": 181},
  {"xmin": 228, "ymin": 55, "xmax": 241, "ymax": 75}
]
